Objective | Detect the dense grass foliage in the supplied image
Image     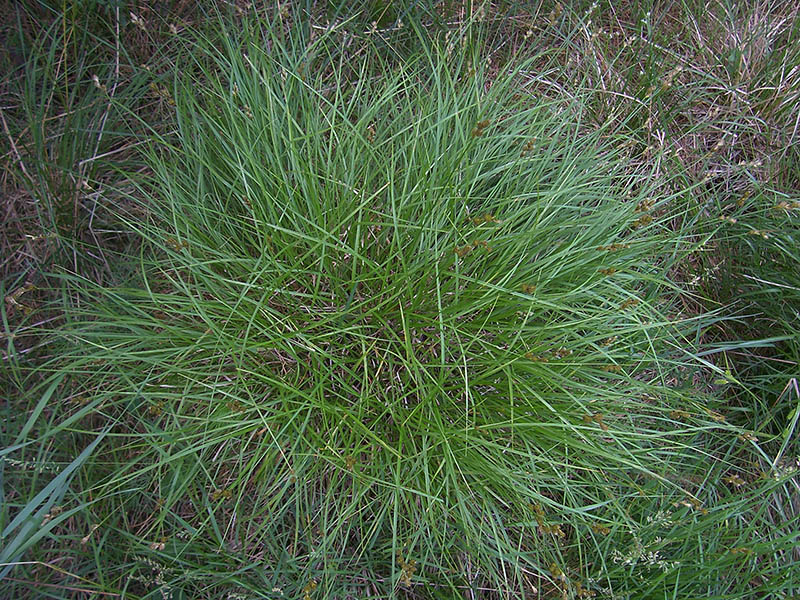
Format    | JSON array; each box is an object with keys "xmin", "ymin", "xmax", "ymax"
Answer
[{"xmin": 2, "ymin": 3, "xmax": 799, "ymax": 599}]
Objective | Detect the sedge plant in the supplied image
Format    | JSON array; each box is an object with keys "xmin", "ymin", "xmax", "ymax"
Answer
[{"xmin": 4, "ymin": 10, "xmax": 799, "ymax": 600}]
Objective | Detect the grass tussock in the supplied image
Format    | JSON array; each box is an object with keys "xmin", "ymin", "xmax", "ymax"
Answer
[{"xmin": 2, "ymin": 3, "xmax": 799, "ymax": 599}]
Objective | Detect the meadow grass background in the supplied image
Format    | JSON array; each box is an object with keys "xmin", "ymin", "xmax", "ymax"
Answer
[{"xmin": 1, "ymin": 1, "xmax": 799, "ymax": 598}]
